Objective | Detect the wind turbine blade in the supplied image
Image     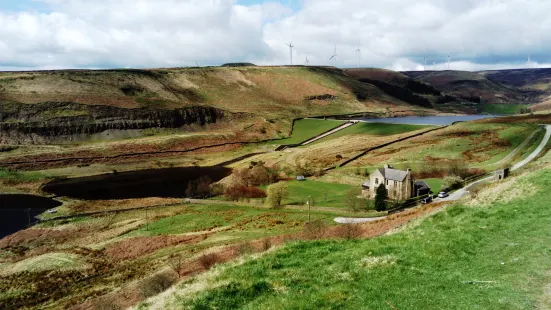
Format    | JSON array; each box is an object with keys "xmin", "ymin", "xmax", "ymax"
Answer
[{"xmin": 329, "ymin": 55, "xmax": 335, "ymax": 60}]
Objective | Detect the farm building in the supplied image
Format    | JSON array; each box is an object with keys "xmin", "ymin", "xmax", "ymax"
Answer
[{"xmin": 362, "ymin": 165, "xmax": 415, "ymax": 201}]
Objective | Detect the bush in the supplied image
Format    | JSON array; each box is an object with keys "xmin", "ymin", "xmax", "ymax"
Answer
[
  {"xmin": 443, "ymin": 175, "xmax": 463, "ymax": 191},
  {"xmin": 140, "ymin": 273, "xmax": 176, "ymax": 298},
  {"xmin": 336, "ymin": 222, "xmax": 362, "ymax": 240},
  {"xmin": 303, "ymin": 220, "xmax": 327, "ymax": 240},
  {"xmin": 210, "ymin": 183, "xmax": 225, "ymax": 196},
  {"xmin": 261, "ymin": 238, "xmax": 272, "ymax": 251},
  {"xmin": 345, "ymin": 188, "xmax": 359, "ymax": 212},
  {"xmin": 224, "ymin": 185, "xmax": 267, "ymax": 201},
  {"xmin": 199, "ymin": 253, "xmax": 221, "ymax": 270},
  {"xmin": 375, "ymin": 184, "xmax": 388, "ymax": 212},
  {"xmin": 232, "ymin": 161, "xmax": 279, "ymax": 187},
  {"xmin": 186, "ymin": 175, "xmax": 213, "ymax": 198},
  {"xmin": 266, "ymin": 182, "xmax": 289, "ymax": 208}
]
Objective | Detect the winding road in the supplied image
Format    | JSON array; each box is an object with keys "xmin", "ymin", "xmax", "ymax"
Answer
[{"xmin": 335, "ymin": 125, "xmax": 551, "ymax": 223}]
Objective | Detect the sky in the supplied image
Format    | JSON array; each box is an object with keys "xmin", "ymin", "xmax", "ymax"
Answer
[{"xmin": 0, "ymin": 0, "xmax": 550, "ymax": 71}]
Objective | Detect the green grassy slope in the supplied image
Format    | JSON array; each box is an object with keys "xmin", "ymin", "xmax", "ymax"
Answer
[
  {"xmin": 314, "ymin": 122, "xmax": 432, "ymax": 143},
  {"xmin": 267, "ymin": 119, "xmax": 346, "ymax": 145},
  {"xmin": 477, "ymin": 104, "xmax": 525, "ymax": 115},
  {"xmin": 160, "ymin": 156, "xmax": 551, "ymax": 309}
]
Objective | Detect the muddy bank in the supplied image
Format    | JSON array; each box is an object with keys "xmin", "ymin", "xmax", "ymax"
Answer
[
  {"xmin": 42, "ymin": 166, "xmax": 232, "ymax": 200},
  {"xmin": 0, "ymin": 194, "xmax": 62, "ymax": 238}
]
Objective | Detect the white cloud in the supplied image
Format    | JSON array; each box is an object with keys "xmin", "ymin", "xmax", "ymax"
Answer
[{"xmin": 0, "ymin": 0, "xmax": 550, "ymax": 70}]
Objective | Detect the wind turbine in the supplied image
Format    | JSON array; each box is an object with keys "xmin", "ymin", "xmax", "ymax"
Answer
[
  {"xmin": 447, "ymin": 55, "xmax": 451, "ymax": 70},
  {"xmin": 355, "ymin": 46, "xmax": 362, "ymax": 68},
  {"xmin": 286, "ymin": 42, "xmax": 294, "ymax": 65},
  {"xmin": 527, "ymin": 55, "xmax": 532, "ymax": 68},
  {"xmin": 424, "ymin": 57, "xmax": 427, "ymax": 71},
  {"xmin": 433, "ymin": 61, "xmax": 437, "ymax": 70},
  {"xmin": 329, "ymin": 45, "xmax": 337, "ymax": 67},
  {"xmin": 304, "ymin": 56, "xmax": 310, "ymax": 66}
]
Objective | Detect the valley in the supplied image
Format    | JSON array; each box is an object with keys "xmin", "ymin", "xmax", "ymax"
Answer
[{"xmin": 2, "ymin": 66, "xmax": 551, "ymax": 309}]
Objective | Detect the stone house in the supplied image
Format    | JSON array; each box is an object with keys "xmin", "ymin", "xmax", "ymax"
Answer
[{"xmin": 362, "ymin": 165, "xmax": 415, "ymax": 201}]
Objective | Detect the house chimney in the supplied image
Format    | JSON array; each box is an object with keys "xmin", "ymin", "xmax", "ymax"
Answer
[
  {"xmin": 407, "ymin": 168, "xmax": 411, "ymax": 173},
  {"xmin": 384, "ymin": 164, "xmax": 390, "ymax": 169}
]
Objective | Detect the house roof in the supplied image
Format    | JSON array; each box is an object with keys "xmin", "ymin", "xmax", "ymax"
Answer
[
  {"xmin": 414, "ymin": 180, "xmax": 430, "ymax": 190},
  {"xmin": 362, "ymin": 181, "xmax": 370, "ymax": 187},
  {"xmin": 378, "ymin": 168, "xmax": 409, "ymax": 182}
]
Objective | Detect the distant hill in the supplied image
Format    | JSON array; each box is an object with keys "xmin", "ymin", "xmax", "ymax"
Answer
[
  {"xmin": 0, "ymin": 66, "xmax": 431, "ymax": 144},
  {"xmin": 402, "ymin": 70, "xmax": 539, "ymax": 104},
  {"xmin": 345, "ymin": 68, "xmax": 457, "ymax": 108}
]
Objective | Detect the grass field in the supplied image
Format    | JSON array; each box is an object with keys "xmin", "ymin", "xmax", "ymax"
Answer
[
  {"xmin": 314, "ymin": 122, "xmax": 432, "ymax": 143},
  {"xmin": 353, "ymin": 122, "xmax": 538, "ymax": 170},
  {"xmin": 267, "ymin": 119, "xmax": 346, "ymax": 145},
  {"xmin": 477, "ymin": 104, "xmax": 525, "ymax": 115},
  {"xmin": 159, "ymin": 154, "xmax": 551, "ymax": 309},
  {"xmin": 130, "ymin": 204, "xmax": 338, "ymax": 239},
  {"xmin": 420, "ymin": 178, "xmax": 444, "ymax": 192},
  {"xmin": 261, "ymin": 180, "xmax": 360, "ymax": 209}
]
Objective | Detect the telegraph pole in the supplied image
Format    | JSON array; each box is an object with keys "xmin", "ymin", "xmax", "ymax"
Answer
[
  {"xmin": 26, "ymin": 208, "xmax": 31, "ymax": 227},
  {"xmin": 308, "ymin": 196, "xmax": 311, "ymax": 223}
]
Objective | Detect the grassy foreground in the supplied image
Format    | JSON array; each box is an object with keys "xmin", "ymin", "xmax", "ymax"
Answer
[{"xmin": 144, "ymin": 158, "xmax": 551, "ymax": 309}]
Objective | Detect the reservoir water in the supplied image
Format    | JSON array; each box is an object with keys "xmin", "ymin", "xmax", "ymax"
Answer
[
  {"xmin": 0, "ymin": 194, "xmax": 62, "ymax": 238},
  {"xmin": 42, "ymin": 166, "xmax": 232, "ymax": 200}
]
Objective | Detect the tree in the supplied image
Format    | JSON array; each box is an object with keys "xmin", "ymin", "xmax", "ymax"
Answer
[
  {"xmin": 266, "ymin": 182, "xmax": 288, "ymax": 208},
  {"xmin": 344, "ymin": 188, "xmax": 359, "ymax": 212},
  {"xmin": 168, "ymin": 254, "xmax": 185, "ymax": 278},
  {"xmin": 375, "ymin": 184, "xmax": 388, "ymax": 212},
  {"xmin": 196, "ymin": 176, "xmax": 213, "ymax": 198}
]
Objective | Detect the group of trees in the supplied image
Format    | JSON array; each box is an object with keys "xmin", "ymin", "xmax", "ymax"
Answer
[
  {"xmin": 185, "ymin": 176, "xmax": 213, "ymax": 198},
  {"xmin": 223, "ymin": 161, "xmax": 280, "ymax": 203},
  {"xmin": 224, "ymin": 185, "xmax": 267, "ymax": 202}
]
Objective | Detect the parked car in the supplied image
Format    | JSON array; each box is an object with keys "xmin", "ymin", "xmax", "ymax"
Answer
[
  {"xmin": 438, "ymin": 191, "xmax": 449, "ymax": 198},
  {"xmin": 421, "ymin": 196, "xmax": 433, "ymax": 204},
  {"xmin": 296, "ymin": 175, "xmax": 306, "ymax": 181},
  {"xmin": 47, "ymin": 208, "xmax": 57, "ymax": 214}
]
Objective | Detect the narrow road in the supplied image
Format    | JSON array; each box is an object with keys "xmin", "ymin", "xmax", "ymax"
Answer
[
  {"xmin": 441, "ymin": 124, "xmax": 550, "ymax": 201},
  {"xmin": 335, "ymin": 125, "xmax": 551, "ymax": 223},
  {"xmin": 493, "ymin": 127, "xmax": 540, "ymax": 166}
]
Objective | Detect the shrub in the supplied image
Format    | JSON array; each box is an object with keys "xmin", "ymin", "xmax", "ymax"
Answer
[
  {"xmin": 345, "ymin": 188, "xmax": 359, "ymax": 212},
  {"xmin": 236, "ymin": 242, "xmax": 255, "ymax": 255},
  {"xmin": 336, "ymin": 222, "xmax": 362, "ymax": 240},
  {"xmin": 266, "ymin": 182, "xmax": 288, "ymax": 209},
  {"xmin": 168, "ymin": 254, "xmax": 185, "ymax": 278},
  {"xmin": 232, "ymin": 161, "xmax": 279, "ymax": 187},
  {"xmin": 375, "ymin": 184, "xmax": 388, "ymax": 212},
  {"xmin": 224, "ymin": 185, "xmax": 266, "ymax": 201},
  {"xmin": 185, "ymin": 175, "xmax": 213, "ymax": 198},
  {"xmin": 210, "ymin": 183, "xmax": 225, "ymax": 196},
  {"xmin": 303, "ymin": 220, "xmax": 327, "ymax": 240},
  {"xmin": 198, "ymin": 253, "xmax": 220, "ymax": 270},
  {"xmin": 140, "ymin": 273, "xmax": 176, "ymax": 298},
  {"xmin": 446, "ymin": 160, "xmax": 469, "ymax": 179},
  {"xmin": 261, "ymin": 238, "xmax": 272, "ymax": 251},
  {"xmin": 93, "ymin": 297, "xmax": 121, "ymax": 310},
  {"xmin": 443, "ymin": 175, "xmax": 463, "ymax": 191}
]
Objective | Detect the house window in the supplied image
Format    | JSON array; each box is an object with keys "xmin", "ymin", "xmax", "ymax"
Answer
[
  {"xmin": 386, "ymin": 180, "xmax": 388, "ymax": 185},
  {"xmin": 375, "ymin": 178, "xmax": 379, "ymax": 185},
  {"xmin": 394, "ymin": 181, "xmax": 397, "ymax": 186}
]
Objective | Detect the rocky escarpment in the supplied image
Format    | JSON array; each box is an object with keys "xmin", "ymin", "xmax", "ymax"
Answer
[{"xmin": 0, "ymin": 101, "xmax": 227, "ymax": 144}]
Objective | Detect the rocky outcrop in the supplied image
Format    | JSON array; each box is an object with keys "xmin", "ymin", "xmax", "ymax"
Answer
[{"xmin": 0, "ymin": 101, "xmax": 226, "ymax": 144}]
